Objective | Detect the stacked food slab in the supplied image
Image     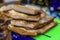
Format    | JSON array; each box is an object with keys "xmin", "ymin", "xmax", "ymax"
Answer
[{"xmin": 0, "ymin": 4, "xmax": 57, "ymax": 36}]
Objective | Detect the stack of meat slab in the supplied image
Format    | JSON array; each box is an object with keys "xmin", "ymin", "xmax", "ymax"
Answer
[{"xmin": 1, "ymin": 4, "xmax": 57, "ymax": 36}]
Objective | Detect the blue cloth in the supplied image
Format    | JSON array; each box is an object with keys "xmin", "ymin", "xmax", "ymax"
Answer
[
  {"xmin": 44, "ymin": 8, "xmax": 60, "ymax": 19},
  {"xmin": 50, "ymin": 0, "xmax": 60, "ymax": 10},
  {"xmin": 50, "ymin": 11, "xmax": 60, "ymax": 19},
  {"xmin": 11, "ymin": 32, "xmax": 35, "ymax": 40}
]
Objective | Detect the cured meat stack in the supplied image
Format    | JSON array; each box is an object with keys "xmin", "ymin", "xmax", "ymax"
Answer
[{"xmin": 0, "ymin": 4, "xmax": 57, "ymax": 36}]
